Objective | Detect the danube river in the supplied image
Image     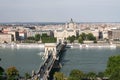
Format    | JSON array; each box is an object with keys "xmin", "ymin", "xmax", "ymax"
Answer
[
  {"xmin": 60, "ymin": 47, "xmax": 120, "ymax": 76},
  {"xmin": 0, "ymin": 48, "xmax": 44, "ymax": 76},
  {"xmin": 0, "ymin": 47, "xmax": 120, "ymax": 76}
]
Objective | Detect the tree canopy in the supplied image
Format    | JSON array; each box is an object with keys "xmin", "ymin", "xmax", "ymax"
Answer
[
  {"xmin": 105, "ymin": 55, "xmax": 120, "ymax": 76},
  {"xmin": 78, "ymin": 36, "xmax": 83, "ymax": 43},
  {"xmin": 67, "ymin": 35, "xmax": 76, "ymax": 43},
  {"xmin": 78, "ymin": 33, "xmax": 96, "ymax": 44},
  {"xmin": 86, "ymin": 33, "xmax": 96, "ymax": 40},
  {"xmin": 109, "ymin": 67, "xmax": 120, "ymax": 80},
  {"xmin": 0, "ymin": 66, "xmax": 4, "ymax": 75},
  {"xmin": 54, "ymin": 72, "xmax": 64, "ymax": 80},
  {"xmin": 6, "ymin": 66, "xmax": 19, "ymax": 80},
  {"xmin": 68, "ymin": 69, "xmax": 84, "ymax": 80},
  {"xmin": 35, "ymin": 34, "xmax": 41, "ymax": 41},
  {"xmin": 106, "ymin": 55, "xmax": 120, "ymax": 80}
]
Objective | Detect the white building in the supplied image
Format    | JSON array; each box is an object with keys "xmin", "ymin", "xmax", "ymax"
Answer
[{"xmin": 54, "ymin": 19, "xmax": 78, "ymax": 43}]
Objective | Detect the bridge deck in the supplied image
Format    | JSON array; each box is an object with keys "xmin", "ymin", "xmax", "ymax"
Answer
[{"xmin": 32, "ymin": 43, "xmax": 66, "ymax": 80}]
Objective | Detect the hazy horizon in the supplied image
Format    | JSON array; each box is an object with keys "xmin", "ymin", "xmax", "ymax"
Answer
[{"xmin": 0, "ymin": 0, "xmax": 120, "ymax": 22}]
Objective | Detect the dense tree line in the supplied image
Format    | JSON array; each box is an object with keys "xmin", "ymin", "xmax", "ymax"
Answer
[
  {"xmin": 0, "ymin": 66, "xmax": 31, "ymax": 80},
  {"xmin": 26, "ymin": 33, "xmax": 56, "ymax": 43},
  {"xmin": 41, "ymin": 33, "xmax": 56, "ymax": 43},
  {"xmin": 54, "ymin": 69, "xmax": 105, "ymax": 80},
  {"xmin": 67, "ymin": 33, "xmax": 96, "ymax": 43},
  {"xmin": 67, "ymin": 35, "xmax": 76, "ymax": 43},
  {"xmin": 78, "ymin": 33, "xmax": 96, "ymax": 43}
]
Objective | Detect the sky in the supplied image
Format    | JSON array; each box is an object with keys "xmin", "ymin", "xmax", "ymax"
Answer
[{"xmin": 0, "ymin": 0, "xmax": 120, "ymax": 22}]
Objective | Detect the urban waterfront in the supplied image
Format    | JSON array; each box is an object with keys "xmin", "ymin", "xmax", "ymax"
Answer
[{"xmin": 1, "ymin": 47, "xmax": 120, "ymax": 77}]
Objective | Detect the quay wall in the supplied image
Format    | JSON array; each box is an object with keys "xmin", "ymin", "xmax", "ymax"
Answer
[{"xmin": 0, "ymin": 43, "xmax": 44, "ymax": 49}]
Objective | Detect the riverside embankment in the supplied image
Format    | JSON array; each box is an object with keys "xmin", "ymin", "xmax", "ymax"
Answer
[{"xmin": 0, "ymin": 43, "xmax": 44, "ymax": 49}]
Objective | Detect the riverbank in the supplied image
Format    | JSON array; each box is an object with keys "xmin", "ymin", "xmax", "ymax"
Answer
[
  {"xmin": 0, "ymin": 43, "xmax": 44, "ymax": 49},
  {"xmin": 0, "ymin": 43, "xmax": 117, "ymax": 49},
  {"xmin": 67, "ymin": 43, "xmax": 117, "ymax": 49}
]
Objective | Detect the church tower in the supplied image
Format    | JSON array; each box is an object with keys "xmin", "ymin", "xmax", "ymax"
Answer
[{"xmin": 66, "ymin": 18, "xmax": 77, "ymax": 30}]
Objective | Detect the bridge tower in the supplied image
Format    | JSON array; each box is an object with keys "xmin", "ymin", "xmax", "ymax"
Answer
[{"xmin": 44, "ymin": 43, "xmax": 57, "ymax": 60}]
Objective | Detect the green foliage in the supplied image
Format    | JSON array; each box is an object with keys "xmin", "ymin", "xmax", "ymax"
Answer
[
  {"xmin": 67, "ymin": 76, "xmax": 78, "ymax": 80},
  {"xmin": 41, "ymin": 33, "xmax": 56, "ymax": 43},
  {"xmin": 97, "ymin": 72, "xmax": 104, "ymax": 78},
  {"xmin": 35, "ymin": 34, "xmax": 41, "ymax": 41},
  {"xmin": 86, "ymin": 33, "xmax": 96, "ymax": 40},
  {"xmin": 80, "ymin": 33, "xmax": 96, "ymax": 41},
  {"xmin": 105, "ymin": 55, "xmax": 120, "ymax": 76},
  {"xmin": 54, "ymin": 72, "xmax": 64, "ymax": 80},
  {"xmin": 41, "ymin": 37, "xmax": 56, "ymax": 43},
  {"xmin": 41, "ymin": 33, "xmax": 48, "ymax": 38},
  {"xmin": 78, "ymin": 37, "xmax": 83, "ymax": 44},
  {"xmin": 109, "ymin": 68, "xmax": 120, "ymax": 80},
  {"xmin": 67, "ymin": 35, "xmax": 76, "ymax": 43},
  {"xmin": 80, "ymin": 33, "xmax": 86, "ymax": 40},
  {"xmin": 86, "ymin": 72, "xmax": 96, "ymax": 79},
  {"xmin": 0, "ymin": 66, "xmax": 4, "ymax": 75},
  {"xmin": 78, "ymin": 33, "xmax": 96, "ymax": 43},
  {"xmin": 25, "ymin": 72, "xmax": 31, "ymax": 79},
  {"xmin": 69, "ymin": 69, "xmax": 84, "ymax": 80},
  {"xmin": 6, "ymin": 66, "xmax": 19, "ymax": 80},
  {"xmin": 0, "ymin": 66, "xmax": 4, "ymax": 80}
]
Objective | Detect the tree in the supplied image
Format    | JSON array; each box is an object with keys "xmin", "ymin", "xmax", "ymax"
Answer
[
  {"xmin": 86, "ymin": 72, "xmax": 96, "ymax": 80},
  {"xmin": 0, "ymin": 66, "xmax": 4, "ymax": 80},
  {"xmin": 6, "ymin": 66, "xmax": 19, "ymax": 80},
  {"xmin": 41, "ymin": 33, "xmax": 56, "ymax": 43},
  {"xmin": 68, "ymin": 69, "xmax": 84, "ymax": 80},
  {"xmin": 35, "ymin": 34, "xmax": 40, "ymax": 41},
  {"xmin": 54, "ymin": 72, "xmax": 64, "ymax": 80},
  {"xmin": 41, "ymin": 37, "xmax": 57, "ymax": 43},
  {"xmin": 78, "ymin": 37, "xmax": 83, "ymax": 44},
  {"xmin": 80, "ymin": 33, "xmax": 86, "ymax": 40},
  {"xmin": 105, "ymin": 55, "xmax": 120, "ymax": 76},
  {"xmin": 67, "ymin": 35, "xmax": 76, "ymax": 43},
  {"xmin": 97, "ymin": 72, "xmax": 104, "ymax": 79},
  {"xmin": 41, "ymin": 33, "xmax": 48, "ymax": 38},
  {"xmin": 67, "ymin": 76, "xmax": 78, "ymax": 80},
  {"xmin": 79, "ymin": 33, "xmax": 96, "ymax": 41},
  {"xmin": 25, "ymin": 72, "xmax": 31, "ymax": 79},
  {"xmin": 0, "ymin": 66, "xmax": 4, "ymax": 75},
  {"xmin": 109, "ymin": 68, "xmax": 120, "ymax": 80},
  {"xmin": 87, "ymin": 33, "xmax": 96, "ymax": 40}
]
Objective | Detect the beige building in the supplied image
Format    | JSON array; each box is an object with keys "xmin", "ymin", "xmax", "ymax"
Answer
[
  {"xmin": 111, "ymin": 29, "xmax": 120, "ymax": 40},
  {"xmin": 54, "ymin": 19, "xmax": 77, "ymax": 43},
  {"xmin": 7, "ymin": 31, "xmax": 19, "ymax": 41},
  {"xmin": 0, "ymin": 34, "xmax": 13, "ymax": 43}
]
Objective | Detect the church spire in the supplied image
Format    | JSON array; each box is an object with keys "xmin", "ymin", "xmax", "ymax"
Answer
[{"xmin": 70, "ymin": 18, "xmax": 74, "ymax": 23}]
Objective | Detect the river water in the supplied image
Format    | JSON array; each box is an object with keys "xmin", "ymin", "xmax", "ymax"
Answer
[
  {"xmin": 0, "ymin": 47, "xmax": 120, "ymax": 76},
  {"xmin": 60, "ymin": 47, "xmax": 120, "ymax": 76},
  {"xmin": 0, "ymin": 48, "xmax": 44, "ymax": 76}
]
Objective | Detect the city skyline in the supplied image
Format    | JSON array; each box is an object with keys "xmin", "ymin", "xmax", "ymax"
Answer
[{"xmin": 0, "ymin": 0, "xmax": 120, "ymax": 22}]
